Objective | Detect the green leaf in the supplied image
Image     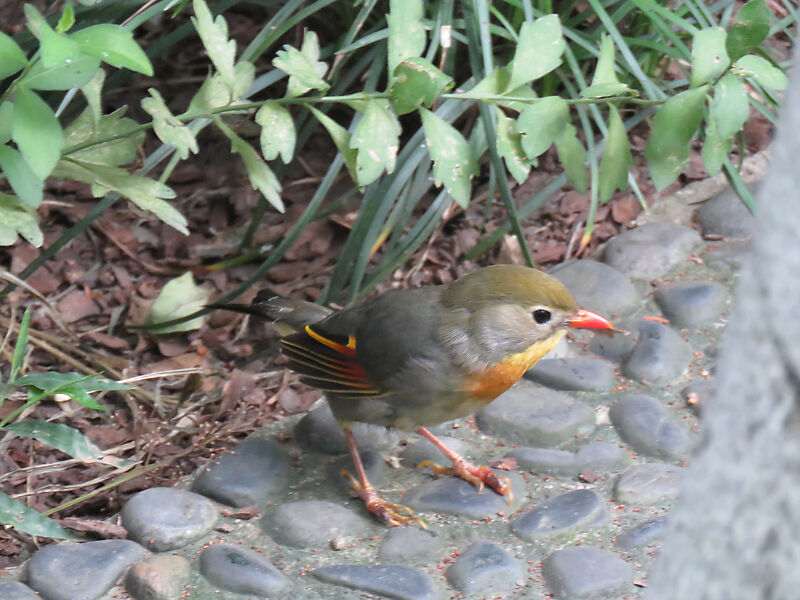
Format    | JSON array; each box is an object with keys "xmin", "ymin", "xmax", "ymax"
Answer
[
  {"xmin": 273, "ymin": 31, "xmax": 329, "ymax": 98},
  {"xmin": 39, "ymin": 22, "xmax": 82, "ymax": 69},
  {"xmin": 255, "ymin": 102, "xmax": 296, "ymax": 163},
  {"xmin": 0, "ymin": 101, "xmax": 13, "ymax": 143},
  {"xmin": 495, "ymin": 106, "xmax": 531, "ymax": 185},
  {"xmin": 5, "ymin": 421, "xmax": 133, "ymax": 467},
  {"xmin": 56, "ymin": 4, "xmax": 76, "ymax": 32},
  {"xmin": 187, "ymin": 73, "xmax": 231, "ymax": 113},
  {"xmin": 726, "ymin": 0, "xmax": 772, "ymax": 63},
  {"xmin": 508, "ymin": 16, "xmax": 565, "ymax": 90},
  {"xmin": 12, "ymin": 87, "xmax": 64, "ymax": 180},
  {"xmin": 192, "ymin": 0, "xmax": 236, "ymax": 91},
  {"xmin": 733, "ymin": 55, "xmax": 787, "ymax": 91},
  {"xmin": 691, "ymin": 28, "xmax": 730, "ymax": 88},
  {"xmin": 71, "ymin": 24, "xmax": 154, "ymax": 76},
  {"xmin": 145, "ymin": 272, "xmax": 210, "ymax": 333},
  {"xmin": 80, "ymin": 69, "xmax": 105, "ymax": 127},
  {"xmin": 702, "ymin": 104, "xmax": 729, "ymax": 176},
  {"xmin": 21, "ymin": 53, "xmax": 100, "ymax": 91},
  {"xmin": 308, "ymin": 106, "xmax": 358, "ymax": 183},
  {"xmin": 554, "ymin": 125, "xmax": 588, "ymax": 193},
  {"xmin": 216, "ymin": 119, "xmax": 284, "ymax": 212},
  {"xmin": 591, "ymin": 35, "xmax": 620, "ymax": 87},
  {"xmin": 420, "ymin": 107, "xmax": 478, "ymax": 208},
  {"xmin": 0, "ymin": 193, "xmax": 42, "ymax": 247},
  {"xmin": 0, "ymin": 492, "xmax": 76, "ymax": 539},
  {"xmin": 23, "ymin": 4, "xmax": 47, "ymax": 38},
  {"xmin": 645, "ymin": 86, "xmax": 708, "ymax": 190},
  {"xmin": 598, "ymin": 105, "xmax": 633, "ymax": 203},
  {"xmin": 9, "ymin": 307, "xmax": 31, "ymax": 387},
  {"xmin": 350, "ymin": 100, "xmax": 401, "ymax": 187},
  {"xmin": 515, "ymin": 96, "xmax": 569, "ymax": 159},
  {"xmin": 387, "ymin": 0, "xmax": 426, "ymax": 78},
  {"xmin": 580, "ymin": 82, "xmax": 634, "ymax": 99},
  {"xmin": 141, "ymin": 89, "xmax": 198, "ymax": 159},
  {"xmin": 713, "ymin": 74, "xmax": 750, "ymax": 139},
  {"xmin": 0, "ymin": 145, "xmax": 43, "ymax": 208},
  {"xmin": 0, "ymin": 32, "xmax": 28, "ymax": 79},
  {"xmin": 391, "ymin": 57, "xmax": 454, "ymax": 115},
  {"xmin": 62, "ymin": 107, "xmax": 143, "ymax": 168}
]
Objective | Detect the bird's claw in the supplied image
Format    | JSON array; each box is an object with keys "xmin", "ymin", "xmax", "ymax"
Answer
[
  {"xmin": 340, "ymin": 470, "xmax": 427, "ymax": 529},
  {"xmin": 417, "ymin": 459, "xmax": 514, "ymax": 506}
]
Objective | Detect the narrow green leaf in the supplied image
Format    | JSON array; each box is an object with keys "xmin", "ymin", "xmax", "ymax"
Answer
[
  {"xmin": 141, "ymin": 89, "xmax": 198, "ymax": 159},
  {"xmin": 391, "ymin": 57, "xmax": 453, "ymax": 115},
  {"xmin": 255, "ymin": 102, "xmax": 296, "ymax": 163},
  {"xmin": 0, "ymin": 145, "xmax": 43, "ymax": 208},
  {"xmin": 0, "ymin": 492, "xmax": 76, "ymax": 539},
  {"xmin": 308, "ymin": 106, "xmax": 358, "ymax": 183},
  {"xmin": 192, "ymin": 0, "xmax": 237, "ymax": 90},
  {"xmin": 145, "ymin": 272, "xmax": 210, "ymax": 334},
  {"xmin": 5, "ymin": 421, "xmax": 132, "ymax": 467},
  {"xmin": 645, "ymin": 86, "xmax": 709, "ymax": 190},
  {"xmin": 713, "ymin": 74, "xmax": 750, "ymax": 139},
  {"xmin": 420, "ymin": 107, "xmax": 479, "ymax": 208},
  {"xmin": 80, "ymin": 69, "xmax": 105, "ymax": 127},
  {"xmin": 23, "ymin": 4, "xmax": 46, "ymax": 38},
  {"xmin": 515, "ymin": 97, "xmax": 569, "ymax": 159},
  {"xmin": 0, "ymin": 101, "xmax": 13, "ymax": 143},
  {"xmin": 691, "ymin": 27, "xmax": 730, "ymax": 88},
  {"xmin": 21, "ymin": 53, "xmax": 100, "ymax": 91},
  {"xmin": 508, "ymin": 16, "xmax": 565, "ymax": 90},
  {"xmin": 387, "ymin": 0, "xmax": 425, "ymax": 77},
  {"xmin": 0, "ymin": 193, "xmax": 42, "ymax": 247},
  {"xmin": 350, "ymin": 100, "xmax": 401, "ymax": 186},
  {"xmin": 14, "ymin": 372, "xmax": 131, "ymax": 393},
  {"xmin": 56, "ymin": 4, "xmax": 76, "ymax": 33},
  {"xmin": 726, "ymin": 0, "xmax": 772, "ymax": 62},
  {"xmin": 702, "ymin": 104, "xmax": 729, "ymax": 176},
  {"xmin": 734, "ymin": 55, "xmax": 787, "ymax": 91},
  {"xmin": 216, "ymin": 120, "xmax": 284, "ymax": 212},
  {"xmin": 9, "ymin": 307, "xmax": 31, "ymax": 386},
  {"xmin": 598, "ymin": 105, "xmax": 633, "ymax": 203},
  {"xmin": 554, "ymin": 125, "xmax": 588, "ymax": 194},
  {"xmin": 495, "ymin": 106, "xmax": 531, "ymax": 185},
  {"xmin": 273, "ymin": 31, "xmax": 329, "ymax": 98},
  {"xmin": 62, "ymin": 107, "xmax": 143, "ymax": 168},
  {"xmin": 71, "ymin": 24, "xmax": 154, "ymax": 76},
  {"xmin": 12, "ymin": 87, "xmax": 64, "ymax": 180},
  {"xmin": 591, "ymin": 35, "xmax": 620, "ymax": 87},
  {"xmin": 0, "ymin": 32, "xmax": 28, "ymax": 79}
]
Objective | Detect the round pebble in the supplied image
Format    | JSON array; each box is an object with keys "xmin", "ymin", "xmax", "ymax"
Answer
[
  {"xmin": 507, "ymin": 447, "xmax": 577, "ymax": 474},
  {"xmin": 602, "ymin": 222, "xmax": 702, "ymax": 280},
  {"xmin": 525, "ymin": 357, "xmax": 617, "ymax": 392},
  {"xmin": 192, "ymin": 438, "xmax": 289, "ymax": 507},
  {"xmin": 616, "ymin": 516, "xmax": 669, "ymax": 549},
  {"xmin": 588, "ymin": 321, "xmax": 638, "ymax": 364},
  {"xmin": 549, "ymin": 260, "xmax": 641, "ymax": 317},
  {"xmin": 576, "ymin": 442, "xmax": 626, "ymax": 471},
  {"xmin": 622, "ymin": 320, "xmax": 693, "ymax": 384},
  {"xmin": 312, "ymin": 564, "xmax": 437, "ymax": 600},
  {"xmin": 379, "ymin": 527, "xmax": 441, "ymax": 563},
  {"xmin": 695, "ymin": 187, "xmax": 757, "ymax": 238},
  {"xmin": 512, "ymin": 489, "xmax": 607, "ymax": 539},
  {"xmin": 125, "ymin": 554, "xmax": 190, "ymax": 600},
  {"xmin": 121, "ymin": 487, "xmax": 219, "ymax": 552},
  {"xmin": 542, "ymin": 546, "xmax": 632, "ymax": 599},
  {"xmin": 610, "ymin": 395, "xmax": 693, "ymax": 461},
  {"xmin": 446, "ymin": 540, "xmax": 523, "ymax": 595},
  {"xmin": 199, "ymin": 544, "xmax": 287, "ymax": 596},
  {"xmin": 261, "ymin": 500, "xmax": 370, "ymax": 548},
  {"xmin": 294, "ymin": 401, "xmax": 398, "ymax": 454},
  {"xmin": 654, "ymin": 281, "xmax": 727, "ymax": 328},
  {"xmin": 616, "ymin": 463, "xmax": 683, "ymax": 505},
  {"xmin": 476, "ymin": 383, "xmax": 595, "ymax": 447},
  {"xmin": 404, "ymin": 470, "xmax": 525, "ymax": 518},
  {"xmin": 401, "ymin": 436, "xmax": 471, "ymax": 468},
  {"xmin": 26, "ymin": 540, "xmax": 146, "ymax": 600},
  {"xmin": 0, "ymin": 581, "xmax": 39, "ymax": 600}
]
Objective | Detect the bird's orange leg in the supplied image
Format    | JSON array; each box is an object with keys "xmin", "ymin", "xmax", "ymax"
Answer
[
  {"xmin": 341, "ymin": 428, "xmax": 426, "ymax": 528},
  {"xmin": 416, "ymin": 426, "xmax": 514, "ymax": 506}
]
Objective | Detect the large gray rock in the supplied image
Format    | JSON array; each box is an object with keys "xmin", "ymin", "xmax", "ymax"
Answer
[
  {"xmin": 622, "ymin": 321, "xmax": 693, "ymax": 384},
  {"xmin": 550, "ymin": 259, "xmax": 641, "ymax": 317},
  {"xmin": 654, "ymin": 280, "xmax": 728, "ymax": 328},
  {"xmin": 647, "ymin": 42, "xmax": 800, "ymax": 600},
  {"xmin": 543, "ymin": 546, "xmax": 632, "ymax": 598},
  {"xmin": 616, "ymin": 463, "xmax": 683, "ymax": 505},
  {"xmin": 446, "ymin": 540, "xmax": 523, "ymax": 595},
  {"xmin": 695, "ymin": 187, "xmax": 757, "ymax": 239},
  {"xmin": 610, "ymin": 395, "xmax": 693, "ymax": 461},
  {"xmin": 602, "ymin": 222, "xmax": 702, "ymax": 280},
  {"xmin": 261, "ymin": 500, "xmax": 370, "ymax": 548},
  {"xmin": 512, "ymin": 489, "xmax": 607, "ymax": 539},
  {"xmin": 525, "ymin": 357, "xmax": 617, "ymax": 392}
]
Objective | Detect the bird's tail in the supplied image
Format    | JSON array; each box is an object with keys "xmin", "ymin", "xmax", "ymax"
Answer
[{"xmin": 210, "ymin": 289, "xmax": 333, "ymax": 335}]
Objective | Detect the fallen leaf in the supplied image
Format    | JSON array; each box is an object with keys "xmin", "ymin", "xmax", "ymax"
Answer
[{"xmin": 58, "ymin": 290, "xmax": 100, "ymax": 323}]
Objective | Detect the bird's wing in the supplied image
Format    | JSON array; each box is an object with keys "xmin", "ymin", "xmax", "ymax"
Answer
[{"xmin": 280, "ymin": 323, "xmax": 388, "ymax": 400}]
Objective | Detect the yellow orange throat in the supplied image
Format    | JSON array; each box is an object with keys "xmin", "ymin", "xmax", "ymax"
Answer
[{"xmin": 462, "ymin": 329, "xmax": 567, "ymax": 400}]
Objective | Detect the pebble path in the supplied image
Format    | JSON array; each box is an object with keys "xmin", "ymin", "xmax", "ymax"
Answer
[{"xmin": 0, "ymin": 188, "xmax": 755, "ymax": 599}]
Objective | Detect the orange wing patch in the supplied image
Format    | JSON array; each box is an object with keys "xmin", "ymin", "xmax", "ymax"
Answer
[{"xmin": 281, "ymin": 324, "xmax": 384, "ymax": 399}]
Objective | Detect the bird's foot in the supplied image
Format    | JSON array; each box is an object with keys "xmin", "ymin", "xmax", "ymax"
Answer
[
  {"xmin": 417, "ymin": 458, "xmax": 514, "ymax": 506},
  {"xmin": 340, "ymin": 470, "xmax": 427, "ymax": 529}
]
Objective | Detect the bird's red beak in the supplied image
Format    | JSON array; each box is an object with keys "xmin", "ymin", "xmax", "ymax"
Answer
[{"xmin": 567, "ymin": 309, "xmax": 614, "ymax": 329}]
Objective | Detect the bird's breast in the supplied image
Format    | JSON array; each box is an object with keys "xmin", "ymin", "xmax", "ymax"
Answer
[{"xmin": 460, "ymin": 329, "xmax": 566, "ymax": 400}]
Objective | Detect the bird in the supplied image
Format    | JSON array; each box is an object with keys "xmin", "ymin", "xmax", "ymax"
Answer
[{"xmin": 216, "ymin": 264, "xmax": 613, "ymax": 527}]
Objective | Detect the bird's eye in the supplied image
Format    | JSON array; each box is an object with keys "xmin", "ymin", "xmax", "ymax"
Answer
[{"xmin": 532, "ymin": 309, "xmax": 552, "ymax": 324}]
